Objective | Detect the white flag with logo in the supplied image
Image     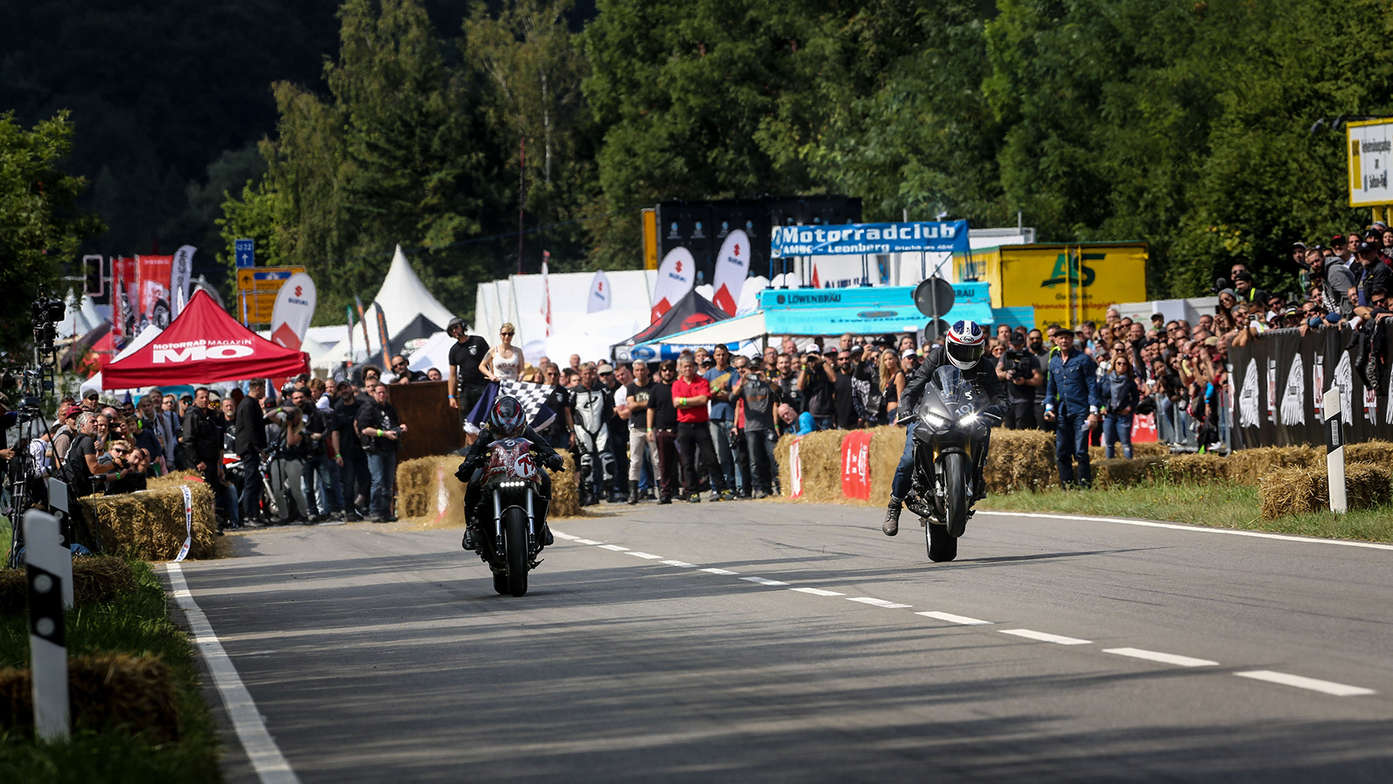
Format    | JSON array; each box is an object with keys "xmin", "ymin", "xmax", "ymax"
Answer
[
  {"xmin": 587, "ymin": 270, "xmax": 612, "ymax": 313},
  {"xmin": 650, "ymin": 247, "xmax": 695, "ymax": 323},
  {"xmin": 711, "ymin": 229, "xmax": 750, "ymax": 316},
  {"xmin": 269, "ymin": 272, "xmax": 316, "ymax": 350},
  {"xmin": 170, "ymin": 245, "xmax": 195, "ymax": 316},
  {"xmin": 541, "ymin": 251, "xmax": 553, "ymax": 337}
]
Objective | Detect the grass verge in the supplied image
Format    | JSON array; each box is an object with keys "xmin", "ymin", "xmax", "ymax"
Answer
[
  {"xmin": 0, "ymin": 559, "xmax": 220, "ymax": 783},
  {"xmin": 979, "ymin": 481, "xmax": 1393, "ymax": 543}
]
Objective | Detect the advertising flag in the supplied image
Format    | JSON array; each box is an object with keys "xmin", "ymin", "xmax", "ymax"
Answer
[
  {"xmin": 650, "ymin": 247, "xmax": 695, "ymax": 324},
  {"xmin": 269, "ymin": 272, "xmax": 317, "ymax": 350},
  {"xmin": 354, "ymin": 294, "xmax": 371, "ymax": 362},
  {"xmin": 134, "ymin": 254, "xmax": 173, "ymax": 332},
  {"xmin": 587, "ymin": 270, "xmax": 612, "ymax": 313},
  {"xmin": 541, "ymin": 250, "xmax": 553, "ymax": 337},
  {"xmin": 711, "ymin": 229, "xmax": 750, "ymax": 316},
  {"xmin": 170, "ymin": 246, "xmax": 195, "ymax": 316},
  {"xmin": 373, "ymin": 303, "xmax": 391, "ymax": 369},
  {"xmin": 111, "ymin": 257, "xmax": 137, "ymax": 344}
]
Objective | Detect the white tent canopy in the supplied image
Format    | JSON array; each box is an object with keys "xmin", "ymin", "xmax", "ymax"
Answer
[
  {"xmin": 474, "ymin": 269, "xmax": 658, "ymax": 364},
  {"xmin": 407, "ymin": 330, "xmax": 453, "ymax": 375},
  {"xmin": 314, "ymin": 245, "xmax": 459, "ymax": 370}
]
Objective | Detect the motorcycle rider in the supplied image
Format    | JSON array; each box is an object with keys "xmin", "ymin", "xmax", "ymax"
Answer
[
  {"xmin": 458, "ymin": 395, "xmax": 565, "ymax": 552},
  {"xmin": 882, "ymin": 319, "xmax": 1005, "ymax": 536},
  {"xmin": 570, "ymin": 362, "xmax": 616, "ymax": 506}
]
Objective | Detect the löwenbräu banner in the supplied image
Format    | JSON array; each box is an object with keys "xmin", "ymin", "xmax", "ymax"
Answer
[{"xmin": 1228, "ymin": 325, "xmax": 1393, "ymax": 448}]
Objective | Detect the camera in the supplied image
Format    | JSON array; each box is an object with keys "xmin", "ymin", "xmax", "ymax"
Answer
[{"xmin": 1004, "ymin": 348, "xmax": 1035, "ymax": 381}]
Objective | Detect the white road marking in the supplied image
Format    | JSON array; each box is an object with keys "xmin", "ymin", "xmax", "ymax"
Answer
[
  {"xmin": 999, "ymin": 628, "xmax": 1091, "ymax": 645},
  {"xmin": 1103, "ymin": 648, "xmax": 1218, "ymax": 667},
  {"xmin": 598, "ymin": 544, "xmax": 629, "ymax": 552},
  {"xmin": 740, "ymin": 576, "xmax": 789, "ymax": 586},
  {"xmin": 917, "ymin": 611, "xmax": 992, "ymax": 625},
  {"xmin": 700, "ymin": 567, "xmax": 738, "ymax": 575},
  {"xmin": 977, "ymin": 510, "xmax": 1393, "ymax": 551},
  {"xmin": 789, "ymin": 587, "xmax": 844, "ymax": 597},
  {"xmin": 846, "ymin": 597, "xmax": 912, "ymax": 609},
  {"xmin": 627, "ymin": 551, "xmax": 663, "ymax": 560},
  {"xmin": 166, "ymin": 564, "xmax": 300, "ymax": 784},
  {"xmin": 1235, "ymin": 670, "xmax": 1376, "ymax": 696},
  {"xmin": 551, "ymin": 531, "xmax": 579, "ymax": 541},
  {"xmin": 660, "ymin": 560, "xmax": 696, "ymax": 568},
  {"xmin": 573, "ymin": 538, "xmax": 600, "ymax": 545}
]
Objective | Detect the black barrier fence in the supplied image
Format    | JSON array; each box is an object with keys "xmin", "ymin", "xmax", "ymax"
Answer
[{"xmin": 1228, "ymin": 325, "xmax": 1393, "ymax": 448}]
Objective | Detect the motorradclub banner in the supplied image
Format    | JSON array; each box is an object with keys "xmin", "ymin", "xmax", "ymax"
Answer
[
  {"xmin": 711, "ymin": 229, "xmax": 750, "ymax": 316},
  {"xmin": 651, "ymin": 247, "xmax": 696, "ymax": 323},
  {"xmin": 770, "ymin": 220, "xmax": 970, "ymax": 259},
  {"xmin": 1227, "ymin": 326, "xmax": 1393, "ymax": 448},
  {"xmin": 840, "ymin": 430, "xmax": 872, "ymax": 500}
]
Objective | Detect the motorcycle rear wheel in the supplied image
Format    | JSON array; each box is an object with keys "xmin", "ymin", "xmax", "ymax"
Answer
[
  {"xmin": 503, "ymin": 508, "xmax": 530, "ymax": 597},
  {"xmin": 943, "ymin": 452, "xmax": 969, "ymax": 538}
]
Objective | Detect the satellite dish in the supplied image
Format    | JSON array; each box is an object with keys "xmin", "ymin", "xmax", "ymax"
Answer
[{"xmin": 913, "ymin": 277, "xmax": 955, "ymax": 318}]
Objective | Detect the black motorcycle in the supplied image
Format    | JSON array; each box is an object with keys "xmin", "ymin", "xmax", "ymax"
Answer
[
  {"xmin": 466, "ymin": 436, "xmax": 555, "ymax": 596},
  {"xmin": 900, "ymin": 365, "xmax": 1000, "ymax": 562}
]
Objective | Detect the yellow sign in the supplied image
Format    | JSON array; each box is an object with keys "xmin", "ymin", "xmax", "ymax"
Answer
[
  {"xmin": 956, "ymin": 244, "xmax": 1147, "ymax": 328},
  {"xmin": 1346, "ymin": 118, "xmax": 1393, "ymax": 207},
  {"xmin": 641, "ymin": 208, "xmax": 659, "ymax": 270},
  {"xmin": 236, "ymin": 266, "xmax": 305, "ymax": 325}
]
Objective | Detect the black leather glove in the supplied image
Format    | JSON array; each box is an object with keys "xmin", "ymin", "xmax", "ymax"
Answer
[
  {"xmin": 544, "ymin": 453, "xmax": 565, "ymax": 472},
  {"xmin": 455, "ymin": 459, "xmax": 477, "ymax": 483}
]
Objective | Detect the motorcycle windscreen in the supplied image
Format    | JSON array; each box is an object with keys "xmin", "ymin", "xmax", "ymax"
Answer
[{"xmin": 931, "ymin": 365, "xmax": 989, "ymax": 420}]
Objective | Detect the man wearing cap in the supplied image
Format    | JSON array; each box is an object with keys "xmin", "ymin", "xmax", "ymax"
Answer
[
  {"xmin": 799, "ymin": 347, "xmax": 837, "ymax": 431},
  {"xmin": 1044, "ymin": 328, "xmax": 1101, "ymax": 489},
  {"xmin": 81, "ymin": 390, "xmax": 100, "ymax": 412},
  {"xmin": 1231, "ymin": 270, "xmax": 1267, "ymax": 306},
  {"xmin": 1356, "ymin": 239, "xmax": 1392, "ymax": 307},
  {"xmin": 446, "ymin": 318, "xmax": 489, "ymax": 437}
]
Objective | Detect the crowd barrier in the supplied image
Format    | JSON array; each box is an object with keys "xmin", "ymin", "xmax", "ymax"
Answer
[
  {"xmin": 1229, "ymin": 325, "xmax": 1393, "ymax": 448},
  {"xmin": 775, "ymin": 427, "xmax": 1393, "ymax": 518},
  {"xmin": 395, "ymin": 450, "xmax": 581, "ymax": 526}
]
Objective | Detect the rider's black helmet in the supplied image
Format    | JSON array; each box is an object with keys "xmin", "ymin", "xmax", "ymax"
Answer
[{"xmin": 489, "ymin": 395, "xmax": 526, "ymax": 438}]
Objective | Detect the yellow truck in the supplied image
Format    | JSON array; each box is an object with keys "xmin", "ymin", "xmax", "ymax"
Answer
[{"xmin": 953, "ymin": 242, "xmax": 1148, "ymax": 328}]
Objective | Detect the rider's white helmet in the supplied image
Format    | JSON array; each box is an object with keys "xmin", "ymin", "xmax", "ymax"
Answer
[{"xmin": 944, "ymin": 319, "xmax": 986, "ymax": 370}]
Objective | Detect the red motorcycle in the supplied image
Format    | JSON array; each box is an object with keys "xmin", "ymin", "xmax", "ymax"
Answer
[{"xmin": 473, "ymin": 436, "xmax": 548, "ymax": 596}]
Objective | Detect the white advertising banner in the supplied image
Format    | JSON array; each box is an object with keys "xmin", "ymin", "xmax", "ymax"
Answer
[
  {"xmin": 170, "ymin": 245, "xmax": 195, "ymax": 316},
  {"xmin": 711, "ymin": 229, "xmax": 750, "ymax": 316},
  {"xmin": 650, "ymin": 247, "xmax": 695, "ymax": 324},
  {"xmin": 269, "ymin": 272, "xmax": 316, "ymax": 350},
  {"xmin": 587, "ymin": 270, "xmax": 612, "ymax": 313},
  {"xmin": 1347, "ymin": 119, "xmax": 1393, "ymax": 207}
]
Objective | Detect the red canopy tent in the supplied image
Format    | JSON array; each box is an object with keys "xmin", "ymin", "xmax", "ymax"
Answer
[{"xmin": 102, "ymin": 289, "xmax": 309, "ymax": 388}]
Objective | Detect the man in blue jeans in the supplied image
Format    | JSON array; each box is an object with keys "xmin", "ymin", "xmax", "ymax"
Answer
[
  {"xmin": 1044, "ymin": 327, "xmax": 1101, "ymax": 488},
  {"xmin": 355, "ymin": 382, "xmax": 407, "ymax": 522}
]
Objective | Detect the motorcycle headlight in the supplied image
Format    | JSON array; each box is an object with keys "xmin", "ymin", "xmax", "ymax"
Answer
[
  {"xmin": 924, "ymin": 412, "xmax": 950, "ymax": 430},
  {"xmin": 960, "ymin": 412, "xmax": 980, "ymax": 426}
]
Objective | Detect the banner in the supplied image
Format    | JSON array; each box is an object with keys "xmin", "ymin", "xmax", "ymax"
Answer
[
  {"xmin": 651, "ymin": 247, "xmax": 695, "ymax": 323},
  {"xmin": 586, "ymin": 269, "xmax": 611, "ymax": 314},
  {"xmin": 111, "ymin": 257, "xmax": 137, "ymax": 345},
  {"xmin": 770, "ymin": 220, "xmax": 969, "ymax": 259},
  {"xmin": 170, "ymin": 246, "xmax": 195, "ymax": 316},
  {"xmin": 711, "ymin": 229, "xmax": 750, "ymax": 316},
  {"xmin": 373, "ymin": 303, "xmax": 391, "ymax": 369},
  {"xmin": 269, "ymin": 272, "xmax": 316, "ymax": 350},
  {"xmin": 354, "ymin": 294, "xmax": 371, "ymax": 362},
  {"xmin": 541, "ymin": 251, "xmax": 553, "ymax": 336},
  {"xmin": 134, "ymin": 255, "xmax": 173, "ymax": 333},
  {"xmin": 788, "ymin": 436, "xmax": 803, "ymax": 499},
  {"xmin": 840, "ymin": 430, "xmax": 872, "ymax": 500},
  {"xmin": 1131, "ymin": 413, "xmax": 1158, "ymax": 443},
  {"xmin": 1228, "ymin": 326, "xmax": 1393, "ymax": 448}
]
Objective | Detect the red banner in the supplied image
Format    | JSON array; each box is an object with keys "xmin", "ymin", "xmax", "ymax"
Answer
[
  {"xmin": 135, "ymin": 254, "xmax": 173, "ymax": 331},
  {"xmin": 840, "ymin": 430, "xmax": 873, "ymax": 500},
  {"xmin": 1132, "ymin": 413, "xmax": 1158, "ymax": 443},
  {"xmin": 110, "ymin": 256, "xmax": 137, "ymax": 345}
]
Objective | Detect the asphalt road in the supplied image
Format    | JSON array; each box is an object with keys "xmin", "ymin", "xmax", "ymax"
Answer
[{"xmin": 168, "ymin": 502, "xmax": 1393, "ymax": 783}]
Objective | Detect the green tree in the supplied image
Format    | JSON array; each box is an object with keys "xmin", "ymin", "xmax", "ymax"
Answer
[{"xmin": 0, "ymin": 111, "xmax": 103, "ymax": 353}]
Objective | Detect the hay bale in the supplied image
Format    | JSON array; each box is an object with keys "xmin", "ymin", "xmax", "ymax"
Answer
[
  {"xmin": 868, "ymin": 426, "xmax": 905, "ymax": 504},
  {"xmin": 774, "ymin": 430, "xmax": 850, "ymax": 503},
  {"xmin": 1345, "ymin": 440, "xmax": 1393, "ymax": 466},
  {"xmin": 79, "ymin": 482, "xmax": 217, "ymax": 561},
  {"xmin": 1094, "ymin": 456, "xmax": 1166, "ymax": 488},
  {"xmin": 551, "ymin": 450, "xmax": 580, "ymax": 517},
  {"xmin": 394, "ymin": 450, "xmax": 580, "ymax": 526},
  {"xmin": 1162, "ymin": 453, "xmax": 1229, "ymax": 484},
  {"xmin": 0, "ymin": 556, "xmax": 138, "ymax": 615},
  {"xmin": 0, "ymin": 653, "xmax": 180, "ymax": 742},
  {"xmin": 1258, "ymin": 462, "xmax": 1393, "ymax": 519},
  {"xmin": 1089, "ymin": 441, "xmax": 1169, "ymax": 462},
  {"xmin": 1225, "ymin": 445, "xmax": 1320, "ymax": 486},
  {"xmin": 986, "ymin": 429, "xmax": 1057, "ymax": 492}
]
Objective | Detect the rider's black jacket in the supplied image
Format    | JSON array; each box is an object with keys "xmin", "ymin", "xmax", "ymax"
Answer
[
  {"xmin": 457, "ymin": 423, "xmax": 563, "ymax": 481},
  {"xmin": 901, "ymin": 346, "xmax": 1008, "ymax": 421}
]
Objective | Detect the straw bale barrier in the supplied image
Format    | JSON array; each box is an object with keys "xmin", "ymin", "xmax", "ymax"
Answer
[
  {"xmin": 1093, "ymin": 456, "xmax": 1167, "ymax": 487},
  {"xmin": 76, "ymin": 479, "xmax": 216, "ymax": 561},
  {"xmin": 0, "ymin": 555, "xmax": 137, "ymax": 615},
  {"xmin": 1160, "ymin": 452, "xmax": 1230, "ymax": 484},
  {"xmin": 1258, "ymin": 462, "xmax": 1392, "ymax": 519},
  {"xmin": 1088, "ymin": 441, "xmax": 1169, "ymax": 462},
  {"xmin": 0, "ymin": 653, "xmax": 180, "ymax": 742},
  {"xmin": 986, "ymin": 430, "xmax": 1058, "ymax": 493},
  {"xmin": 396, "ymin": 450, "xmax": 580, "ymax": 527}
]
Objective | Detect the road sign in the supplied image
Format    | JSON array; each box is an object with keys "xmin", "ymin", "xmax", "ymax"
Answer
[
  {"xmin": 913, "ymin": 276, "xmax": 955, "ymax": 318},
  {"xmin": 235, "ymin": 239, "xmax": 255, "ymax": 269},
  {"xmin": 236, "ymin": 266, "xmax": 305, "ymax": 325}
]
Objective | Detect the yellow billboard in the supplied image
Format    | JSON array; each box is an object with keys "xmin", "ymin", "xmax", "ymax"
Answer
[
  {"xmin": 236, "ymin": 266, "xmax": 306, "ymax": 325},
  {"xmin": 956, "ymin": 244, "xmax": 1147, "ymax": 328}
]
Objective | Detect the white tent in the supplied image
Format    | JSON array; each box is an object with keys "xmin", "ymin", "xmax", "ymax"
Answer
[
  {"xmin": 81, "ymin": 325, "xmax": 163, "ymax": 395},
  {"xmin": 315, "ymin": 245, "xmax": 459, "ymax": 370},
  {"xmin": 60, "ymin": 289, "xmax": 104, "ymax": 339},
  {"xmin": 407, "ymin": 330, "xmax": 453, "ymax": 375},
  {"xmin": 474, "ymin": 269, "xmax": 658, "ymax": 364}
]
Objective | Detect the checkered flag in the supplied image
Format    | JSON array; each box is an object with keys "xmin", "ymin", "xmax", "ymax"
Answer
[{"xmin": 499, "ymin": 379, "xmax": 558, "ymax": 432}]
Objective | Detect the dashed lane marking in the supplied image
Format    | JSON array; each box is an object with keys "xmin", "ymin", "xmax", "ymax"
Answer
[
  {"xmin": 846, "ymin": 597, "xmax": 912, "ymax": 609},
  {"xmin": 1103, "ymin": 648, "xmax": 1219, "ymax": 668},
  {"xmin": 700, "ymin": 567, "xmax": 739, "ymax": 575},
  {"xmin": 1235, "ymin": 670, "xmax": 1376, "ymax": 697},
  {"xmin": 598, "ymin": 544, "xmax": 629, "ymax": 552},
  {"xmin": 740, "ymin": 576, "xmax": 789, "ymax": 586},
  {"xmin": 789, "ymin": 587, "xmax": 844, "ymax": 597},
  {"xmin": 573, "ymin": 538, "xmax": 600, "ymax": 545},
  {"xmin": 917, "ymin": 611, "xmax": 992, "ymax": 625},
  {"xmin": 999, "ymin": 629, "xmax": 1092, "ymax": 645},
  {"xmin": 551, "ymin": 531, "xmax": 579, "ymax": 541},
  {"xmin": 627, "ymin": 551, "xmax": 663, "ymax": 560},
  {"xmin": 660, "ymin": 560, "xmax": 696, "ymax": 568}
]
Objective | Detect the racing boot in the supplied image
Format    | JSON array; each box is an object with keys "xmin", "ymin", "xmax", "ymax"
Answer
[
  {"xmin": 882, "ymin": 496, "xmax": 902, "ymax": 536},
  {"xmin": 537, "ymin": 496, "xmax": 555, "ymax": 546},
  {"xmin": 627, "ymin": 480, "xmax": 639, "ymax": 505}
]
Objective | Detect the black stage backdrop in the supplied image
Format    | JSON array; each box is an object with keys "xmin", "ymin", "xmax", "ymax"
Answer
[{"xmin": 1229, "ymin": 325, "xmax": 1393, "ymax": 448}]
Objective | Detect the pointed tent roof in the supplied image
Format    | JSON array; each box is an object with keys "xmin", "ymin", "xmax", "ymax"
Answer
[
  {"xmin": 614, "ymin": 289, "xmax": 728, "ymax": 349},
  {"xmin": 372, "ymin": 244, "xmax": 456, "ymax": 339},
  {"xmin": 102, "ymin": 290, "xmax": 308, "ymax": 388}
]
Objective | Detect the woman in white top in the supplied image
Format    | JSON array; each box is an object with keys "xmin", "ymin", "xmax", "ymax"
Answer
[{"xmin": 480, "ymin": 322, "xmax": 525, "ymax": 382}]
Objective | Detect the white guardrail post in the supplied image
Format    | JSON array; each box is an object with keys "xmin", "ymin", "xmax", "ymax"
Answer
[
  {"xmin": 1323, "ymin": 387, "xmax": 1346, "ymax": 514},
  {"xmin": 24, "ymin": 509, "xmax": 70, "ymax": 741}
]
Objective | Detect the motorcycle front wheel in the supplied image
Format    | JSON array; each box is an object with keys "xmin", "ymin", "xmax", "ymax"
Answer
[
  {"xmin": 926, "ymin": 519, "xmax": 958, "ymax": 562},
  {"xmin": 943, "ymin": 452, "xmax": 969, "ymax": 538},
  {"xmin": 492, "ymin": 571, "xmax": 509, "ymax": 595},
  {"xmin": 503, "ymin": 507, "xmax": 530, "ymax": 597}
]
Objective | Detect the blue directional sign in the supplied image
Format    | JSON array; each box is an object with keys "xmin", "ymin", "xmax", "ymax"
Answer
[{"xmin": 235, "ymin": 238, "xmax": 255, "ymax": 269}]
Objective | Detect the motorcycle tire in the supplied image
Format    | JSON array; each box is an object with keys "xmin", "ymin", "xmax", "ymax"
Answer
[
  {"xmin": 943, "ymin": 452, "xmax": 969, "ymax": 538},
  {"xmin": 492, "ymin": 571, "xmax": 509, "ymax": 595},
  {"xmin": 503, "ymin": 507, "xmax": 529, "ymax": 597},
  {"xmin": 927, "ymin": 519, "xmax": 958, "ymax": 562}
]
